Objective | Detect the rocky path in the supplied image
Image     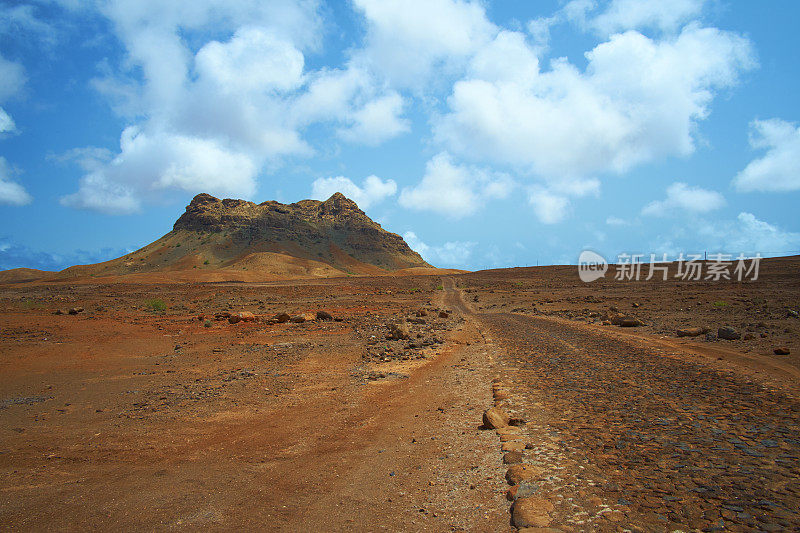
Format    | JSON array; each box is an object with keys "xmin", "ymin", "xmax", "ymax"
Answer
[{"xmin": 443, "ymin": 278, "xmax": 800, "ymax": 532}]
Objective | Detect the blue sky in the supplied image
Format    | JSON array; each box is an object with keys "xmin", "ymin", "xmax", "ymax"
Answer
[{"xmin": 1, "ymin": 0, "xmax": 799, "ymax": 271}]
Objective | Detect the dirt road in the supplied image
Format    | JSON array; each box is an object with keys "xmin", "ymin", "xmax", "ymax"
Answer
[{"xmin": 443, "ymin": 278, "xmax": 800, "ymax": 531}]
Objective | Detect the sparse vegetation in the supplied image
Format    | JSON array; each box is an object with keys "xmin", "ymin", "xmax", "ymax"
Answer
[
  {"xmin": 713, "ymin": 300, "xmax": 728, "ymax": 307},
  {"xmin": 436, "ymin": 284, "xmax": 444, "ymax": 290},
  {"xmin": 203, "ymin": 320, "xmax": 212, "ymax": 328},
  {"xmin": 144, "ymin": 298, "xmax": 167, "ymax": 313},
  {"xmin": 203, "ymin": 260, "xmax": 210, "ymax": 265}
]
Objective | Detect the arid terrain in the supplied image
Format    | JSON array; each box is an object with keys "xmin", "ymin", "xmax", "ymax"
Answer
[{"xmin": 1, "ymin": 256, "xmax": 798, "ymax": 531}]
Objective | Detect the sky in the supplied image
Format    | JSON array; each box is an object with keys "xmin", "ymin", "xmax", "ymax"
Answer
[{"xmin": 1, "ymin": 0, "xmax": 800, "ymax": 271}]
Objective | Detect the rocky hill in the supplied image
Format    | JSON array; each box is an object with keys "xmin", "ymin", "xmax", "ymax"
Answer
[{"xmin": 23, "ymin": 192, "xmax": 433, "ymax": 282}]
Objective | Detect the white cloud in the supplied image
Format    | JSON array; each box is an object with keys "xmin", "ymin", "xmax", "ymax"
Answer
[
  {"xmin": 311, "ymin": 175, "xmax": 397, "ymax": 209},
  {"xmin": 733, "ymin": 118, "xmax": 800, "ymax": 192},
  {"xmin": 352, "ymin": 0, "xmax": 497, "ymax": 90},
  {"xmin": 642, "ymin": 181, "xmax": 725, "ymax": 216},
  {"xmin": 398, "ymin": 152, "xmax": 513, "ymax": 217},
  {"xmin": 0, "ymin": 108, "xmax": 14, "ymax": 133},
  {"xmin": 583, "ymin": 0, "xmax": 707, "ymax": 35},
  {"xmin": 435, "ymin": 25, "xmax": 754, "ymax": 187},
  {"xmin": 0, "ymin": 156, "xmax": 32, "ymax": 206},
  {"xmin": 194, "ymin": 26, "xmax": 305, "ymax": 93},
  {"xmin": 606, "ymin": 216, "xmax": 627, "ymax": 226},
  {"xmin": 403, "ymin": 231, "xmax": 475, "ymax": 267},
  {"xmin": 528, "ymin": 188, "xmax": 569, "ymax": 224},
  {"xmin": 61, "ymin": 127, "xmax": 258, "ymax": 214},
  {"xmin": 337, "ymin": 91, "xmax": 410, "ymax": 145},
  {"xmin": 700, "ymin": 212, "xmax": 800, "ymax": 255}
]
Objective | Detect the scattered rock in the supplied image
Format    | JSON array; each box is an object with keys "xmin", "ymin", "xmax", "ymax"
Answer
[
  {"xmin": 415, "ymin": 309, "xmax": 427, "ymax": 317},
  {"xmin": 774, "ymin": 347, "xmax": 790, "ymax": 355},
  {"xmin": 54, "ymin": 309, "xmax": 67, "ymax": 315},
  {"xmin": 619, "ymin": 318, "xmax": 643, "ymax": 327},
  {"xmin": 509, "ymin": 416, "xmax": 526, "ymax": 426},
  {"xmin": 407, "ymin": 317, "xmax": 426, "ymax": 325},
  {"xmin": 788, "ymin": 309, "xmax": 799, "ymax": 318},
  {"xmin": 228, "ymin": 315, "xmax": 240, "ymax": 324},
  {"xmin": 718, "ymin": 326, "xmax": 741, "ymax": 340},
  {"xmin": 506, "ymin": 464, "xmax": 543, "ymax": 485},
  {"xmin": 438, "ymin": 310, "xmax": 449, "ymax": 319},
  {"xmin": 761, "ymin": 332, "xmax": 768, "ymax": 338},
  {"xmin": 482, "ymin": 407, "xmax": 510, "ymax": 429},
  {"xmin": 502, "ymin": 441, "xmax": 526, "ymax": 453},
  {"xmin": 676, "ymin": 327, "xmax": 708, "ymax": 337},
  {"xmin": 237, "ymin": 311, "xmax": 255, "ymax": 322},
  {"xmin": 511, "ymin": 496, "xmax": 554, "ymax": 528},
  {"xmin": 316, "ymin": 310, "xmax": 333, "ymax": 321},
  {"xmin": 743, "ymin": 333, "xmax": 755, "ymax": 340},
  {"xmin": 68, "ymin": 307, "xmax": 84, "ymax": 315},
  {"xmin": 274, "ymin": 312, "xmax": 291, "ymax": 323},
  {"xmin": 289, "ymin": 315, "xmax": 306, "ymax": 323}
]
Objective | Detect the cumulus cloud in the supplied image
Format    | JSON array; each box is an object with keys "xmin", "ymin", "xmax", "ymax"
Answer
[
  {"xmin": 337, "ymin": 91, "xmax": 410, "ymax": 145},
  {"xmin": 733, "ymin": 118, "xmax": 800, "ymax": 192},
  {"xmin": 642, "ymin": 182, "xmax": 725, "ymax": 216},
  {"xmin": 311, "ymin": 175, "xmax": 397, "ymax": 209},
  {"xmin": 398, "ymin": 152, "xmax": 513, "ymax": 217},
  {"xmin": 403, "ymin": 231, "xmax": 475, "ymax": 267},
  {"xmin": 700, "ymin": 213, "xmax": 800, "ymax": 255},
  {"xmin": 0, "ymin": 156, "xmax": 32, "ymax": 206},
  {"xmin": 528, "ymin": 188, "xmax": 569, "ymax": 224},
  {"xmin": 435, "ymin": 25, "xmax": 754, "ymax": 185},
  {"xmin": 352, "ymin": 0, "xmax": 497, "ymax": 90}
]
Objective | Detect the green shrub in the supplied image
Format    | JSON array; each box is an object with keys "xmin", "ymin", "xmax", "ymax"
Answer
[
  {"xmin": 713, "ymin": 301, "xmax": 728, "ymax": 307},
  {"xmin": 203, "ymin": 259, "xmax": 210, "ymax": 265},
  {"xmin": 204, "ymin": 320, "xmax": 212, "ymax": 328},
  {"xmin": 436, "ymin": 284, "xmax": 444, "ymax": 290},
  {"xmin": 145, "ymin": 298, "xmax": 167, "ymax": 313}
]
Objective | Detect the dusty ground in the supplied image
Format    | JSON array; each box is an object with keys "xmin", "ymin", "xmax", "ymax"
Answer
[{"xmin": 1, "ymin": 257, "xmax": 798, "ymax": 531}]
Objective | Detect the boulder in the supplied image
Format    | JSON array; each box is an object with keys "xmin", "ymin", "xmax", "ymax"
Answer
[
  {"xmin": 407, "ymin": 317, "xmax": 426, "ymax": 325},
  {"xmin": 511, "ymin": 497, "xmax": 554, "ymax": 528},
  {"xmin": 774, "ymin": 347, "xmax": 790, "ymax": 355},
  {"xmin": 289, "ymin": 315, "xmax": 306, "ymax": 323},
  {"xmin": 482, "ymin": 407, "xmax": 509, "ymax": 429},
  {"xmin": 68, "ymin": 307, "xmax": 84, "ymax": 315},
  {"xmin": 502, "ymin": 441, "xmax": 526, "ymax": 453},
  {"xmin": 228, "ymin": 315, "xmax": 240, "ymax": 324},
  {"xmin": 676, "ymin": 327, "xmax": 707, "ymax": 337},
  {"xmin": 316, "ymin": 310, "xmax": 333, "ymax": 321},
  {"xmin": 274, "ymin": 312, "xmax": 291, "ymax": 323},
  {"xmin": 438, "ymin": 310, "xmax": 449, "ymax": 318},
  {"xmin": 718, "ymin": 326, "xmax": 740, "ymax": 340},
  {"xmin": 237, "ymin": 311, "xmax": 255, "ymax": 322}
]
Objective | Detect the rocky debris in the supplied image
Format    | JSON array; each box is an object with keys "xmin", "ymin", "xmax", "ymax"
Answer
[
  {"xmin": 718, "ymin": 325, "xmax": 741, "ymax": 340},
  {"xmin": 315, "ymin": 310, "xmax": 333, "ymax": 321},
  {"xmin": 511, "ymin": 497, "xmax": 554, "ymax": 529},
  {"xmin": 788, "ymin": 309, "xmax": 799, "ymax": 318},
  {"xmin": 619, "ymin": 318, "xmax": 643, "ymax": 327},
  {"xmin": 289, "ymin": 315, "xmax": 306, "ymax": 323},
  {"xmin": 508, "ymin": 416, "xmax": 527, "ymax": 426},
  {"xmin": 501, "ymin": 441, "xmax": 526, "ymax": 453},
  {"xmin": 505, "ymin": 464, "xmax": 542, "ymax": 485},
  {"xmin": 406, "ymin": 317, "xmax": 426, "ymax": 325},
  {"xmin": 438, "ymin": 310, "xmax": 450, "ymax": 319},
  {"xmin": 415, "ymin": 309, "xmax": 427, "ymax": 317},
  {"xmin": 676, "ymin": 327, "xmax": 708, "ymax": 337},
  {"xmin": 54, "ymin": 309, "xmax": 67, "ymax": 315},
  {"xmin": 274, "ymin": 312, "xmax": 291, "ymax": 323},
  {"xmin": 386, "ymin": 322, "xmax": 410, "ymax": 340},
  {"xmin": 482, "ymin": 407, "xmax": 510, "ymax": 429},
  {"xmin": 68, "ymin": 307, "xmax": 84, "ymax": 315},
  {"xmin": 774, "ymin": 347, "xmax": 790, "ymax": 355}
]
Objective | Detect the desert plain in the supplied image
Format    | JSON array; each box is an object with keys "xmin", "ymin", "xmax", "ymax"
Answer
[{"xmin": 1, "ymin": 256, "xmax": 799, "ymax": 532}]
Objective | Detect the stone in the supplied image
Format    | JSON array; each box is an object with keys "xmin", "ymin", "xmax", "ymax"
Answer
[
  {"xmin": 228, "ymin": 315, "xmax": 240, "ymax": 324},
  {"xmin": 387, "ymin": 322, "xmax": 410, "ymax": 340},
  {"xmin": 406, "ymin": 317, "xmax": 426, "ymax": 324},
  {"xmin": 289, "ymin": 315, "xmax": 306, "ymax": 323},
  {"xmin": 774, "ymin": 347, "xmax": 790, "ymax": 355},
  {"xmin": 494, "ymin": 390, "xmax": 510, "ymax": 400},
  {"xmin": 620, "ymin": 318, "xmax": 643, "ymax": 327},
  {"xmin": 482, "ymin": 407, "xmax": 509, "ymax": 429},
  {"xmin": 743, "ymin": 333, "xmax": 755, "ymax": 340},
  {"xmin": 502, "ymin": 441, "xmax": 526, "ymax": 453},
  {"xmin": 438, "ymin": 311, "xmax": 449, "ymax": 318},
  {"xmin": 676, "ymin": 327, "xmax": 707, "ymax": 337},
  {"xmin": 237, "ymin": 311, "xmax": 255, "ymax": 322},
  {"xmin": 496, "ymin": 426, "xmax": 522, "ymax": 436},
  {"xmin": 503, "ymin": 451, "xmax": 524, "ymax": 464},
  {"xmin": 415, "ymin": 309, "xmax": 428, "ymax": 317},
  {"xmin": 718, "ymin": 326, "xmax": 741, "ymax": 340},
  {"xmin": 68, "ymin": 307, "xmax": 84, "ymax": 315},
  {"xmin": 506, "ymin": 464, "xmax": 543, "ymax": 485},
  {"xmin": 316, "ymin": 310, "xmax": 333, "ymax": 321},
  {"xmin": 274, "ymin": 312, "xmax": 291, "ymax": 323},
  {"xmin": 512, "ymin": 497, "xmax": 554, "ymax": 528},
  {"xmin": 54, "ymin": 309, "xmax": 66, "ymax": 315}
]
